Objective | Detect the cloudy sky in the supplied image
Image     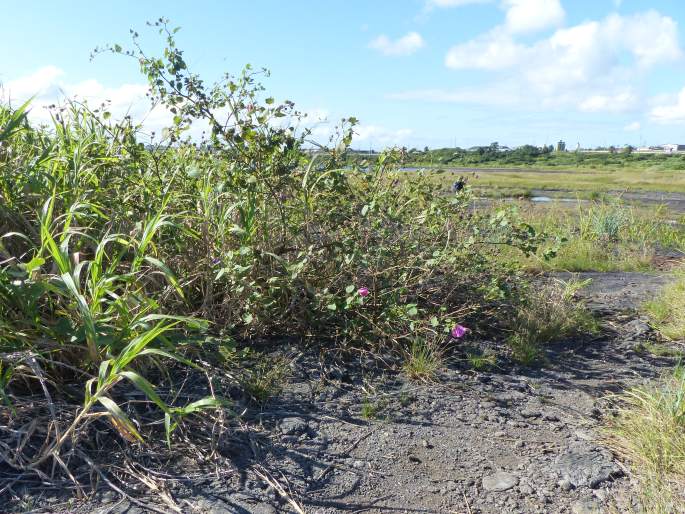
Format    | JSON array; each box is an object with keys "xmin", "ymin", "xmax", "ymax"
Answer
[{"xmin": 1, "ymin": 0, "xmax": 684, "ymax": 149}]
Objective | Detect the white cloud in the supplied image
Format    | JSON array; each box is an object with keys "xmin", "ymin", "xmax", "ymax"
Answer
[
  {"xmin": 369, "ymin": 32, "xmax": 425, "ymax": 56},
  {"xmin": 354, "ymin": 124, "xmax": 413, "ymax": 146},
  {"xmin": 3, "ymin": 66, "xmax": 65, "ymax": 100},
  {"xmin": 425, "ymin": 0, "xmax": 490, "ymax": 8},
  {"xmin": 445, "ymin": 28, "xmax": 524, "ymax": 69},
  {"xmin": 503, "ymin": 0, "xmax": 565, "ymax": 34},
  {"xmin": 426, "ymin": 0, "xmax": 563, "ymax": 33},
  {"xmin": 650, "ymin": 87, "xmax": 685, "ymax": 124},
  {"xmin": 605, "ymin": 10, "xmax": 682, "ymax": 67},
  {"xmin": 2, "ymin": 66, "xmax": 156, "ymax": 129},
  {"xmin": 435, "ymin": 10, "xmax": 682, "ymax": 114},
  {"xmin": 624, "ymin": 121, "xmax": 641, "ymax": 131},
  {"xmin": 578, "ymin": 92, "xmax": 638, "ymax": 113}
]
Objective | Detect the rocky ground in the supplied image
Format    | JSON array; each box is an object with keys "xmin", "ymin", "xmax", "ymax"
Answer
[{"xmin": 7, "ymin": 272, "xmax": 681, "ymax": 514}]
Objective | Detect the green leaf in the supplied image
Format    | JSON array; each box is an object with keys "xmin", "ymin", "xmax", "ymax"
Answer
[
  {"xmin": 24, "ymin": 256, "xmax": 45, "ymax": 274},
  {"xmin": 97, "ymin": 396, "xmax": 143, "ymax": 442},
  {"xmin": 144, "ymin": 255, "xmax": 184, "ymax": 299},
  {"xmin": 119, "ymin": 370, "xmax": 170, "ymax": 414},
  {"xmin": 174, "ymin": 397, "xmax": 228, "ymax": 415}
]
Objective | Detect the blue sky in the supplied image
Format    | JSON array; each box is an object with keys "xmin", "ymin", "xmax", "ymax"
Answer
[{"xmin": 2, "ymin": 0, "xmax": 685, "ymax": 149}]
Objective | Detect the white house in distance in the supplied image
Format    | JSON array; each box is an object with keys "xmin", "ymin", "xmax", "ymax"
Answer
[
  {"xmin": 663, "ymin": 144, "xmax": 685, "ymax": 154},
  {"xmin": 636, "ymin": 144, "xmax": 685, "ymax": 154}
]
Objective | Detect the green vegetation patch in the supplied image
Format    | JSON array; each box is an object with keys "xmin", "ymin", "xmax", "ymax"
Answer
[
  {"xmin": 645, "ymin": 271, "xmax": 685, "ymax": 341},
  {"xmin": 606, "ymin": 366, "xmax": 685, "ymax": 513}
]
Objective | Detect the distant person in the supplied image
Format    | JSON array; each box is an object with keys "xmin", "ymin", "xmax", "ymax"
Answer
[{"xmin": 452, "ymin": 176, "xmax": 466, "ymax": 193}]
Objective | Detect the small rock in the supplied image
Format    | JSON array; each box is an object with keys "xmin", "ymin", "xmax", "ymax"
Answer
[
  {"xmin": 519, "ymin": 484, "xmax": 534, "ymax": 495},
  {"xmin": 558, "ymin": 479, "xmax": 573, "ymax": 491},
  {"xmin": 543, "ymin": 413, "xmax": 560, "ymax": 422},
  {"xmin": 593, "ymin": 489, "xmax": 608, "ymax": 502},
  {"xmin": 482, "ymin": 471, "xmax": 519, "ymax": 492},
  {"xmin": 520, "ymin": 408, "xmax": 542, "ymax": 419},
  {"xmin": 575, "ymin": 429, "xmax": 595, "ymax": 441},
  {"xmin": 554, "ymin": 450, "xmax": 622, "ymax": 488},
  {"xmin": 494, "ymin": 431, "xmax": 507, "ymax": 437},
  {"xmin": 572, "ymin": 498, "xmax": 603, "ymax": 514},
  {"xmin": 279, "ymin": 417, "xmax": 308, "ymax": 435},
  {"xmin": 101, "ymin": 490, "xmax": 118, "ymax": 503},
  {"xmin": 623, "ymin": 319, "xmax": 651, "ymax": 338}
]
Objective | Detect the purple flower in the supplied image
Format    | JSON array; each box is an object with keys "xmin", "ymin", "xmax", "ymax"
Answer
[
  {"xmin": 358, "ymin": 287, "xmax": 370, "ymax": 298},
  {"xmin": 211, "ymin": 258, "xmax": 221, "ymax": 266},
  {"xmin": 451, "ymin": 324, "xmax": 469, "ymax": 339}
]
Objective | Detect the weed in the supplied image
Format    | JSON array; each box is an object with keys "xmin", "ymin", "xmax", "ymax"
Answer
[
  {"xmin": 584, "ymin": 203, "xmax": 628, "ymax": 241},
  {"xmin": 243, "ymin": 355, "xmax": 290, "ymax": 405},
  {"xmin": 634, "ymin": 341, "xmax": 684, "ymax": 359},
  {"xmin": 402, "ymin": 340, "xmax": 443, "ymax": 382},
  {"xmin": 644, "ymin": 272, "xmax": 685, "ymax": 341},
  {"xmin": 361, "ymin": 398, "xmax": 379, "ymax": 420},
  {"xmin": 466, "ymin": 350, "xmax": 498, "ymax": 371},
  {"xmin": 605, "ymin": 366, "xmax": 685, "ymax": 512},
  {"xmin": 508, "ymin": 280, "xmax": 598, "ymax": 365},
  {"xmin": 508, "ymin": 333, "xmax": 544, "ymax": 366}
]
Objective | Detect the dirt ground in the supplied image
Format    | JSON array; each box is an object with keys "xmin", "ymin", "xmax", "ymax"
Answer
[{"xmin": 16, "ymin": 271, "xmax": 665, "ymax": 514}]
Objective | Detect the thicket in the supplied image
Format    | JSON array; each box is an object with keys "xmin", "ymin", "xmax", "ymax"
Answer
[{"xmin": 0, "ymin": 21, "xmax": 556, "ymax": 498}]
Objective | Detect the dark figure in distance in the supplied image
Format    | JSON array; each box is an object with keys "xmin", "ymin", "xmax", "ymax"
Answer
[{"xmin": 452, "ymin": 176, "xmax": 466, "ymax": 193}]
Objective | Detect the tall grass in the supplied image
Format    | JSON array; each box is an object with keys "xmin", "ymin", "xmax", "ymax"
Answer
[
  {"xmin": 507, "ymin": 279, "xmax": 598, "ymax": 364},
  {"xmin": 606, "ymin": 366, "xmax": 685, "ymax": 512},
  {"xmin": 644, "ymin": 270, "xmax": 685, "ymax": 341}
]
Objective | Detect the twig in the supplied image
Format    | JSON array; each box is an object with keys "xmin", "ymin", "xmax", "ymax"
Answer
[
  {"xmin": 254, "ymin": 465, "xmax": 305, "ymax": 514},
  {"xmin": 316, "ymin": 428, "xmax": 376, "ymax": 481},
  {"xmin": 75, "ymin": 450, "xmax": 170, "ymax": 514}
]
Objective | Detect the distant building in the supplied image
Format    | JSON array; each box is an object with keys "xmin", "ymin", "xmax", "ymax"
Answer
[
  {"xmin": 663, "ymin": 144, "xmax": 685, "ymax": 154},
  {"xmin": 556, "ymin": 140, "xmax": 566, "ymax": 152}
]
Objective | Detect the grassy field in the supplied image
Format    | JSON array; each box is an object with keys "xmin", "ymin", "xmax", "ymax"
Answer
[
  {"xmin": 504, "ymin": 201, "xmax": 685, "ymax": 272},
  {"xmin": 428, "ymin": 167, "xmax": 685, "ymax": 195}
]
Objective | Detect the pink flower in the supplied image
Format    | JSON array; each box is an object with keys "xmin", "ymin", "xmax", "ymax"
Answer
[
  {"xmin": 358, "ymin": 287, "xmax": 370, "ymax": 297},
  {"xmin": 451, "ymin": 324, "xmax": 469, "ymax": 339}
]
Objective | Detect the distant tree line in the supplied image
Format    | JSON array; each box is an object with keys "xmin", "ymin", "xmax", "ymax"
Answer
[{"xmin": 345, "ymin": 142, "xmax": 685, "ymax": 169}]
